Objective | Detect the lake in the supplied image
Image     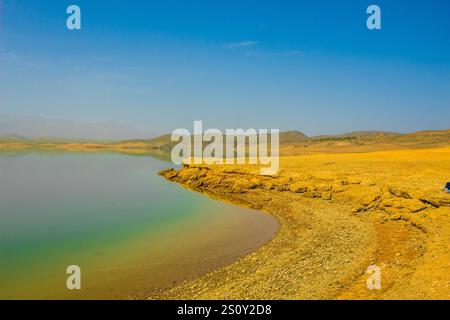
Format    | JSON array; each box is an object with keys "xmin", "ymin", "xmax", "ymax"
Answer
[{"xmin": 0, "ymin": 152, "xmax": 278, "ymax": 299}]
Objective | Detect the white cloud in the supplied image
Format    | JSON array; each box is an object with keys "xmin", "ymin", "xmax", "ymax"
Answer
[{"xmin": 225, "ymin": 41, "xmax": 259, "ymax": 49}]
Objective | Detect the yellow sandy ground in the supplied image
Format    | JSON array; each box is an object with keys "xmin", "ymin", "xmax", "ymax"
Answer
[{"xmin": 156, "ymin": 147, "xmax": 450, "ymax": 299}]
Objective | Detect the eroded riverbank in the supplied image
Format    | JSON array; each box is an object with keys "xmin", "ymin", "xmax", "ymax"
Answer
[{"xmin": 152, "ymin": 148, "xmax": 450, "ymax": 299}]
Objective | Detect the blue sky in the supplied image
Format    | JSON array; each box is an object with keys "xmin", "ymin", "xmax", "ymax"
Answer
[{"xmin": 0, "ymin": 0, "xmax": 449, "ymax": 136}]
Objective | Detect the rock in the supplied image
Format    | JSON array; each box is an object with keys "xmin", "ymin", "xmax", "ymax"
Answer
[
  {"xmin": 389, "ymin": 186, "xmax": 412, "ymax": 199},
  {"xmin": 249, "ymin": 178, "xmax": 262, "ymax": 188},
  {"xmin": 159, "ymin": 168, "xmax": 178, "ymax": 179},
  {"xmin": 421, "ymin": 196, "xmax": 450, "ymax": 208},
  {"xmin": 289, "ymin": 182, "xmax": 308, "ymax": 193},
  {"xmin": 177, "ymin": 167, "xmax": 200, "ymax": 182},
  {"xmin": 304, "ymin": 190, "xmax": 321, "ymax": 198},
  {"xmin": 322, "ymin": 192, "xmax": 332, "ymax": 200},
  {"xmin": 317, "ymin": 184, "xmax": 332, "ymax": 192},
  {"xmin": 275, "ymin": 183, "xmax": 289, "ymax": 191},
  {"xmin": 381, "ymin": 197, "xmax": 428, "ymax": 214},
  {"xmin": 408, "ymin": 200, "xmax": 429, "ymax": 213},
  {"xmin": 203, "ymin": 175, "xmax": 223, "ymax": 187},
  {"xmin": 331, "ymin": 183, "xmax": 347, "ymax": 193},
  {"xmin": 347, "ymin": 178, "xmax": 362, "ymax": 185},
  {"xmin": 262, "ymin": 181, "xmax": 275, "ymax": 190},
  {"xmin": 361, "ymin": 193, "xmax": 381, "ymax": 207},
  {"xmin": 389, "ymin": 213, "xmax": 402, "ymax": 221},
  {"xmin": 236, "ymin": 179, "xmax": 258, "ymax": 190}
]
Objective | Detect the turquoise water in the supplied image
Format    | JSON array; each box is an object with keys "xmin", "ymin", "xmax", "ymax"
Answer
[{"xmin": 0, "ymin": 152, "xmax": 278, "ymax": 299}]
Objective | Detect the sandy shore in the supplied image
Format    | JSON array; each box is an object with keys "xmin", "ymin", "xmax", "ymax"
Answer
[{"xmin": 152, "ymin": 147, "xmax": 450, "ymax": 299}]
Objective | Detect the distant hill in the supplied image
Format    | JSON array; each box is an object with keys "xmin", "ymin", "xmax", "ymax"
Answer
[
  {"xmin": 280, "ymin": 129, "xmax": 450, "ymax": 155},
  {"xmin": 0, "ymin": 134, "xmax": 29, "ymax": 141},
  {"xmin": 59, "ymin": 128, "xmax": 450, "ymax": 154},
  {"xmin": 387, "ymin": 129, "xmax": 450, "ymax": 147},
  {"xmin": 312, "ymin": 131, "xmax": 400, "ymax": 140},
  {"xmin": 1, "ymin": 127, "xmax": 449, "ymax": 157},
  {"xmin": 279, "ymin": 131, "xmax": 309, "ymax": 144},
  {"xmin": 144, "ymin": 134, "xmax": 174, "ymax": 150},
  {"xmin": 127, "ymin": 130, "xmax": 310, "ymax": 151}
]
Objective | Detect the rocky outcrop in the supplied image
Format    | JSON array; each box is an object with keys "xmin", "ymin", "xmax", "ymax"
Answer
[{"xmin": 160, "ymin": 164, "xmax": 449, "ymax": 227}]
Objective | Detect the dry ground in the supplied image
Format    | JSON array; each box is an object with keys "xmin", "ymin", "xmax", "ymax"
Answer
[{"xmin": 155, "ymin": 147, "xmax": 450, "ymax": 299}]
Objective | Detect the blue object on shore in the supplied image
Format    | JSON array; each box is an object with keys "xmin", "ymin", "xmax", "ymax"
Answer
[{"xmin": 445, "ymin": 182, "xmax": 450, "ymax": 192}]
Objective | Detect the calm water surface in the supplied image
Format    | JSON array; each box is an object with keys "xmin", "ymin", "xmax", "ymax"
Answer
[{"xmin": 0, "ymin": 152, "xmax": 278, "ymax": 299}]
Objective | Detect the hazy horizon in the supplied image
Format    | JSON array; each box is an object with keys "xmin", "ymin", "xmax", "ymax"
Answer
[
  {"xmin": 0, "ymin": 114, "xmax": 159, "ymax": 140},
  {"xmin": 1, "ymin": 113, "xmax": 449, "ymax": 141}
]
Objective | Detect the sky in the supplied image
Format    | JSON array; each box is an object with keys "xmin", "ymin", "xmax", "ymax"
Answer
[{"xmin": 0, "ymin": 0, "xmax": 449, "ymax": 136}]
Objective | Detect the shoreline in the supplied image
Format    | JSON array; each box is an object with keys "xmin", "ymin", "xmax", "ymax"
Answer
[
  {"xmin": 152, "ymin": 165, "xmax": 378, "ymax": 299},
  {"xmin": 151, "ymin": 148, "xmax": 450, "ymax": 299}
]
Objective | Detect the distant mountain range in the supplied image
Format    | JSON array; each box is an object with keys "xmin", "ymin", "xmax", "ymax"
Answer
[
  {"xmin": 0, "ymin": 115, "xmax": 158, "ymax": 140},
  {"xmin": 1, "ymin": 115, "xmax": 449, "ymax": 156},
  {"xmin": 132, "ymin": 130, "xmax": 402, "ymax": 149},
  {"xmin": 311, "ymin": 131, "xmax": 401, "ymax": 140},
  {"xmin": 114, "ymin": 129, "xmax": 450, "ymax": 155}
]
